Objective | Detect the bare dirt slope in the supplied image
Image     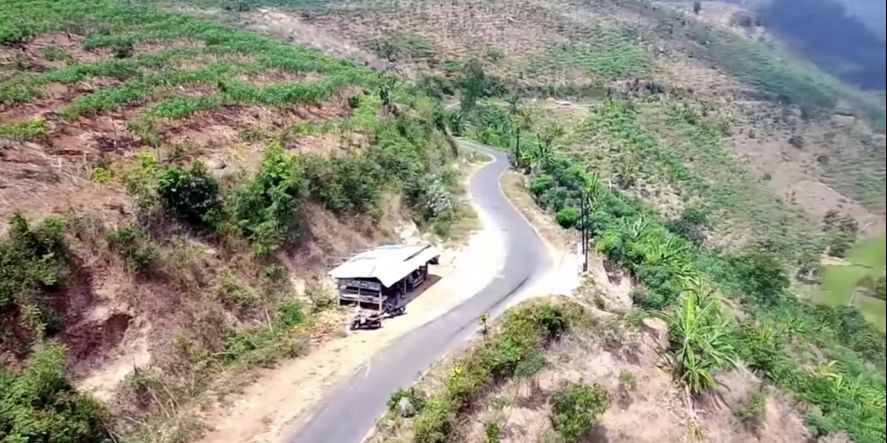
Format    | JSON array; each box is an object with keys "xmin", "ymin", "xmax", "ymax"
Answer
[{"xmin": 241, "ymin": 8, "xmax": 387, "ymax": 70}]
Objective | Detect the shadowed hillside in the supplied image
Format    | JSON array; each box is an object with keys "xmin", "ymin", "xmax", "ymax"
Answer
[{"xmin": 757, "ymin": 0, "xmax": 886, "ymax": 91}]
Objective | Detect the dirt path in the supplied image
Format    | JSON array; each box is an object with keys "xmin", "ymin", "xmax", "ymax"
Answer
[{"xmin": 194, "ymin": 162, "xmax": 508, "ymax": 443}]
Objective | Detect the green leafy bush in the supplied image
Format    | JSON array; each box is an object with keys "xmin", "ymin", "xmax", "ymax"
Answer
[
  {"xmin": 664, "ymin": 291, "xmax": 736, "ymax": 394},
  {"xmin": 387, "ymin": 387, "xmax": 428, "ymax": 415},
  {"xmin": 822, "ymin": 210, "xmax": 858, "ymax": 258},
  {"xmin": 484, "ymin": 421, "xmax": 501, "ymax": 443},
  {"xmin": 157, "ymin": 161, "xmax": 222, "ymax": 228},
  {"xmin": 369, "ymin": 33, "xmax": 435, "ymax": 60},
  {"xmin": 618, "ymin": 370, "xmax": 637, "ymax": 390},
  {"xmin": 0, "ymin": 342, "xmax": 108, "ymax": 442},
  {"xmin": 730, "ymin": 252, "xmax": 790, "ymax": 306},
  {"xmin": 0, "ymin": 117, "xmax": 47, "ymax": 141},
  {"xmin": 107, "ymin": 225, "xmax": 156, "ymax": 272},
  {"xmin": 735, "ymin": 388, "xmax": 766, "ymax": 428},
  {"xmin": 414, "ymin": 399, "xmax": 452, "ymax": 443},
  {"xmin": 303, "ymin": 153, "xmax": 382, "ymax": 214},
  {"xmin": 529, "ymin": 174, "xmax": 554, "ymax": 197},
  {"xmin": 0, "ymin": 215, "xmax": 68, "ymax": 317},
  {"xmin": 555, "ymin": 207, "xmax": 581, "ymax": 228},
  {"xmin": 90, "ymin": 167, "xmax": 111, "ymax": 184},
  {"xmin": 550, "ymin": 383, "xmax": 610, "ymax": 442},
  {"xmin": 222, "ymin": 301, "xmax": 306, "ymax": 365},
  {"xmin": 122, "ymin": 151, "xmax": 160, "ymax": 212},
  {"xmin": 277, "ymin": 301, "xmax": 304, "ymax": 328},
  {"xmin": 413, "ymin": 303, "xmax": 574, "ymax": 443},
  {"xmin": 228, "ymin": 145, "xmax": 307, "ymax": 255}
]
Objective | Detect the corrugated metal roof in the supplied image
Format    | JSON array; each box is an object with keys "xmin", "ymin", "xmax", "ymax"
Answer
[{"xmin": 328, "ymin": 244, "xmax": 440, "ymax": 287}]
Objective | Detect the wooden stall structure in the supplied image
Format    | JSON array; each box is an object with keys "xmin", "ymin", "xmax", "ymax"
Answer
[{"xmin": 328, "ymin": 244, "xmax": 440, "ymax": 312}]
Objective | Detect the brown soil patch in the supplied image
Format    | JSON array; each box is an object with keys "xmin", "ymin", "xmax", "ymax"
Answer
[
  {"xmin": 657, "ymin": 56, "xmax": 754, "ymax": 102},
  {"xmin": 242, "ymin": 8, "xmax": 387, "ymax": 70},
  {"xmin": 0, "ymin": 140, "xmax": 128, "ymax": 227},
  {"xmin": 158, "ymin": 87, "xmax": 360, "ymax": 152},
  {"xmin": 19, "ymin": 33, "xmax": 111, "ymax": 69},
  {"xmin": 0, "ymin": 84, "xmax": 78, "ymax": 123},
  {"xmin": 303, "ymin": 2, "xmax": 565, "ymax": 81}
]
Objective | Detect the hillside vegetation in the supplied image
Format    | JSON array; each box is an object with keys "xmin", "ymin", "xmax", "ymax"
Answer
[
  {"xmin": 2, "ymin": 0, "xmax": 885, "ymax": 442},
  {"xmin": 205, "ymin": 0, "xmax": 887, "ymax": 441},
  {"xmin": 1, "ymin": 1, "xmax": 464, "ymax": 441}
]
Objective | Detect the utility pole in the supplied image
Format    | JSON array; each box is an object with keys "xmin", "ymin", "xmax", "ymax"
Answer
[{"xmin": 579, "ymin": 192, "xmax": 590, "ymax": 272}]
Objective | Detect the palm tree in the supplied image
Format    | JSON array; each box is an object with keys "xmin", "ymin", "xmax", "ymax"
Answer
[
  {"xmin": 379, "ymin": 74, "xmax": 397, "ymax": 114},
  {"xmin": 505, "ymin": 96, "xmax": 534, "ymax": 169},
  {"xmin": 533, "ymin": 122, "xmax": 564, "ymax": 172},
  {"xmin": 448, "ymin": 112, "xmax": 465, "ymax": 136}
]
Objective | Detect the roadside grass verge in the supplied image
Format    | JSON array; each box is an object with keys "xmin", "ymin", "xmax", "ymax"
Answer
[{"xmin": 377, "ymin": 300, "xmax": 584, "ymax": 443}]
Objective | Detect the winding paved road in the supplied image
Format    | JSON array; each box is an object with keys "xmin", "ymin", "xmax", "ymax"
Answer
[{"xmin": 286, "ymin": 139, "xmax": 551, "ymax": 443}]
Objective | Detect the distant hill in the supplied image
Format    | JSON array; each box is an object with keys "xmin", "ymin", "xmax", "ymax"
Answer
[{"xmin": 757, "ymin": 0, "xmax": 886, "ymax": 90}]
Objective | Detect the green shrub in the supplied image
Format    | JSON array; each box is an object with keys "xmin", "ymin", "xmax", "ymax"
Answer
[
  {"xmin": 107, "ymin": 225, "xmax": 156, "ymax": 272},
  {"xmin": 90, "ymin": 167, "xmax": 111, "ymax": 184},
  {"xmin": 730, "ymin": 252, "xmax": 789, "ymax": 305},
  {"xmin": 484, "ymin": 421, "xmax": 501, "ymax": 443},
  {"xmin": 112, "ymin": 39, "xmax": 134, "ymax": 59},
  {"xmin": 215, "ymin": 270, "xmax": 257, "ymax": 309},
  {"xmin": 223, "ymin": 0, "xmax": 254, "ymax": 12},
  {"xmin": 413, "ymin": 303, "xmax": 573, "ymax": 442},
  {"xmin": 735, "ymin": 388, "xmax": 766, "ymax": 428},
  {"xmin": 228, "ymin": 144, "xmax": 306, "ymax": 255},
  {"xmin": 805, "ymin": 412, "xmax": 840, "ymax": 438},
  {"xmin": 41, "ymin": 46, "xmax": 69, "ymax": 62},
  {"xmin": 303, "ymin": 153, "xmax": 383, "ymax": 214},
  {"xmin": 387, "ymin": 387, "xmax": 428, "ymax": 414},
  {"xmin": 0, "ymin": 342, "xmax": 108, "ymax": 442},
  {"xmin": 664, "ymin": 291, "xmax": 736, "ymax": 395},
  {"xmin": 665, "ymin": 218, "xmax": 705, "ymax": 246},
  {"xmin": 157, "ymin": 161, "xmax": 222, "ymax": 228},
  {"xmin": 555, "ymin": 207, "xmax": 581, "ymax": 229},
  {"xmin": 404, "ymin": 174, "xmax": 455, "ymax": 223},
  {"xmin": 618, "ymin": 370, "xmax": 637, "ymax": 391},
  {"xmin": 0, "ymin": 215, "xmax": 68, "ymax": 316},
  {"xmin": 550, "ymin": 383, "xmax": 610, "ymax": 443},
  {"xmin": 414, "ymin": 398, "xmax": 452, "ymax": 443},
  {"xmin": 122, "ymin": 151, "xmax": 160, "ymax": 212},
  {"xmin": 529, "ymin": 174, "xmax": 554, "ymax": 197},
  {"xmin": 277, "ymin": 301, "xmax": 304, "ymax": 328},
  {"xmin": 0, "ymin": 117, "xmax": 47, "ymax": 141},
  {"xmin": 370, "ymin": 34, "xmax": 435, "ymax": 60}
]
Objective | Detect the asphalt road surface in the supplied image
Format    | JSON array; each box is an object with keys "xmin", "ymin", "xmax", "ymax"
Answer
[{"xmin": 286, "ymin": 139, "xmax": 551, "ymax": 443}]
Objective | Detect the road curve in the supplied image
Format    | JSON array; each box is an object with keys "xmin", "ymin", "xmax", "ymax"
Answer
[{"xmin": 286, "ymin": 139, "xmax": 551, "ymax": 443}]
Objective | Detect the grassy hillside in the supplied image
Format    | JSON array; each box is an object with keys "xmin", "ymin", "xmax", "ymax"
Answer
[
  {"xmin": 819, "ymin": 236, "xmax": 887, "ymax": 331},
  {"xmin": 1, "ymin": 1, "xmax": 465, "ymax": 441},
  {"xmin": 178, "ymin": 0, "xmax": 886, "ymax": 214}
]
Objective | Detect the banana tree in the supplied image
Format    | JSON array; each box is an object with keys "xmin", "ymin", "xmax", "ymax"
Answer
[{"xmin": 664, "ymin": 289, "xmax": 736, "ymax": 395}]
